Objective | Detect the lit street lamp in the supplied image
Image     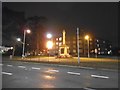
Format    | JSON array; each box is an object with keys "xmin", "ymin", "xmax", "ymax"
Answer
[
  {"xmin": 46, "ymin": 41, "xmax": 53, "ymax": 50},
  {"xmin": 46, "ymin": 33, "xmax": 53, "ymax": 61},
  {"xmin": 22, "ymin": 29, "xmax": 31, "ymax": 58},
  {"xmin": 16, "ymin": 38, "xmax": 21, "ymax": 42},
  {"xmin": 47, "ymin": 33, "xmax": 52, "ymax": 39},
  {"xmin": 85, "ymin": 35, "xmax": 90, "ymax": 58}
]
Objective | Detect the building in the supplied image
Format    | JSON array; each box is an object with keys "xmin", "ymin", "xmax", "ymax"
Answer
[
  {"xmin": 93, "ymin": 38, "xmax": 112, "ymax": 55},
  {"xmin": 53, "ymin": 35, "xmax": 112, "ymax": 57}
]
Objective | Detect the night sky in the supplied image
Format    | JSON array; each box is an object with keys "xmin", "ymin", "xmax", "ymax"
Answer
[{"xmin": 3, "ymin": 2, "xmax": 118, "ymax": 47}]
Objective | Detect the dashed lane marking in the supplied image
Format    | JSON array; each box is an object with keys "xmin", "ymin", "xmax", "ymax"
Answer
[
  {"xmin": 2, "ymin": 72, "xmax": 13, "ymax": 75},
  {"xmin": 18, "ymin": 66, "xmax": 26, "ymax": 69},
  {"xmin": 31, "ymin": 67, "xmax": 40, "ymax": 70},
  {"xmin": 91, "ymin": 74, "xmax": 109, "ymax": 79},
  {"xmin": 84, "ymin": 87, "xmax": 95, "ymax": 90},
  {"xmin": 67, "ymin": 71, "xmax": 80, "ymax": 75},
  {"xmin": 7, "ymin": 65, "xmax": 13, "ymax": 67},
  {"xmin": 47, "ymin": 70, "xmax": 59, "ymax": 72}
]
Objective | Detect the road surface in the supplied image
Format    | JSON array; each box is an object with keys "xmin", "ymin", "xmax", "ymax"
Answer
[{"xmin": 1, "ymin": 58, "xmax": 119, "ymax": 89}]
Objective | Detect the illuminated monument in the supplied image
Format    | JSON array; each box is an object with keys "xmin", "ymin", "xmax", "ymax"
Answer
[{"xmin": 59, "ymin": 30, "xmax": 70, "ymax": 57}]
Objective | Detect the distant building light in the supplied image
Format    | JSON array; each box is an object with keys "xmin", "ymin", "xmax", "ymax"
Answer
[
  {"xmin": 1, "ymin": 50, "xmax": 4, "ymax": 53},
  {"xmin": 59, "ymin": 37, "xmax": 62, "ymax": 41},
  {"xmin": 90, "ymin": 38, "xmax": 92, "ymax": 41},
  {"xmin": 110, "ymin": 45, "xmax": 112, "ymax": 48},
  {"xmin": 73, "ymin": 50, "xmax": 76, "ymax": 53},
  {"xmin": 103, "ymin": 41, "xmax": 105, "ymax": 43},
  {"xmin": 56, "ymin": 42, "xmax": 58, "ymax": 45},
  {"xmin": 98, "ymin": 48, "xmax": 100, "ymax": 50},
  {"xmin": 59, "ymin": 42, "xmax": 62, "ymax": 46},
  {"xmin": 108, "ymin": 51, "xmax": 111, "ymax": 54},
  {"xmin": 56, "ymin": 38, "xmax": 58, "ymax": 41},
  {"xmin": 11, "ymin": 47, "xmax": 13, "ymax": 50},
  {"xmin": 97, "ymin": 44, "xmax": 99, "ymax": 47},
  {"xmin": 101, "ymin": 52, "xmax": 104, "ymax": 54},
  {"xmin": 98, "ymin": 52, "xmax": 100, "ymax": 54}
]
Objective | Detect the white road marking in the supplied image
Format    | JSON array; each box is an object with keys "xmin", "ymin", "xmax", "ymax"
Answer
[
  {"xmin": 18, "ymin": 66, "xmax": 26, "ymax": 69},
  {"xmin": 91, "ymin": 74, "xmax": 109, "ymax": 79},
  {"xmin": 67, "ymin": 71, "xmax": 80, "ymax": 75},
  {"xmin": 7, "ymin": 65, "xmax": 13, "ymax": 67},
  {"xmin": 80, "ymin": 66, "xmax": 94, "ymax": 69},
  {"xmin": 0, "ymin": 64, "xmax": 3, "ymax": 66},
  {"xmin": 2, "ymin": 72, "xmax": 13, "ymax": 75},
  {"xmin": 31, "ymin": 67, "xmax": 40, "ymax": 70},
  {"xmin": 47, "ymin": 70, "xmax": 59, "ymax": 72},
  {"xmin": 84, "ymin": 87, "xmax": 95, "ymax": 90}
]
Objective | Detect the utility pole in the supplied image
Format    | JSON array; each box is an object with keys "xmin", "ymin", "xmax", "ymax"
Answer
[{"xmin": 77, "ymin": 27, "xmax": 80, "ymax": 64}]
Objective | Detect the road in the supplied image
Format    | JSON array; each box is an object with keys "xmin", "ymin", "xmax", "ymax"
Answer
[{"xmin": 1, "ymin": 58, "xmax": 119, "ymax": 89}]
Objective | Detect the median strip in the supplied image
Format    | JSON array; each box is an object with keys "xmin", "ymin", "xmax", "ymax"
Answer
[
  {"xmin": 2, "ymin": 72, "xmax": 13, "ymax": 75},
  {"xmin": 31, "ymin": 67, "xmax": 40, "ymax": 70},
  {"xmin": 67, "ymin": 71, "xmax": 80, "ymax": 75},
  {"xmin": 91, "ymin": 74, "xmax": 109, "ymax": 79}
]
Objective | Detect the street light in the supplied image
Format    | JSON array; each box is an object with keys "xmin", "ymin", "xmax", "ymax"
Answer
[
  {"xmin": 47, "ymin": 33, "xmax": 52, "ymax": 39},
  {"xmin": 46, "ymin": 41, "xmax": 53, "ymax": 49},
  {"xmin": 22, "ymin": 29, "xmax": 31, "ymax": 58},
  {"xmin": 85, "ymin": 35, "xmax": 90, "ymax": 58},
  {"xmin": 46, "ymin": 33, "xmax": 53, "ymax": 62},
  {"xmin": 16, "ymin": 38, "xmax": 21, "ymax": 42}
]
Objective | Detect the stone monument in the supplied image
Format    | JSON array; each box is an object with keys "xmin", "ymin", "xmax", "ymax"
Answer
[{"xmin": 59, "ymin": 30, "xmax": 70, "ymax": 57}]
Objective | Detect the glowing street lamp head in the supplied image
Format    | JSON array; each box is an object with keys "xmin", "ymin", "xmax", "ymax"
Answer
[
  {"xmin": 26, "ymin": 29, "xmax": 31, "ymax": 33},
  {"xmin": 85, "ymin": 35, "xmax": 89, "ymax": 40},
  {"xmin": 47, "ymin": 33, "xmax": 52, "ymax": 39},
  {"xmin": 46, "ymin": 41, "xmax": 53, "ymax": 49},
  {"xmin": 17, "ymin": 38, "xmax": 21, "ymax": 42}
]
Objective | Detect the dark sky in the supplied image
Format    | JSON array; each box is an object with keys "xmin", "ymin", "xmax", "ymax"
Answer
[{"xmin": 3, "ymin": 2, "xmax": 118, "ymax": 47}]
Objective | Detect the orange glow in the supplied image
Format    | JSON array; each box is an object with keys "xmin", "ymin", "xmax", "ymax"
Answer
[
  {"xmin": 85, "ymin": 35, "xmax": 89, "ymax": 40},
  {"xmin": 46, "ymin": 41, "xmax": 53, "ymax": 49},
  {"xmin": 43, "ymin": 75, "xmax": 55, "ymax": 80}
]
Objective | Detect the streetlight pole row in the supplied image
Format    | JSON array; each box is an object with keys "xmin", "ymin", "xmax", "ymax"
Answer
[
  {"xmin": 22, "ymin": 29, "xmax": 31, "ymax": 59},
  {"xmin": 77, "ymin": 27, "xmax": 80, "ymax": 64}
]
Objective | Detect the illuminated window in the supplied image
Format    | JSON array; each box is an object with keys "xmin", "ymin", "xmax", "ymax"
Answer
[
  {"xmin": 59, "ymin": 37, "xmax": 62, "ymax": 41},
  {"xmin": 56, "ymin": 38, "xmax": 58, "ymax": 41},
  {"xmin": 90, "ymin": 38, "xmax": 92, "ymax": 41},
  {"xmin": 56, "ymin": 42, "xmax": 58, "ymax": 45},
  {"xmin": 59, "ymin": 42, "xmax": 62, "ymax": 46},
  {"xmin": 73, "ymin": 50, "xmax": 76, "ymax": 53},
  {"xmin": 97, "ymin": 44, "xmax": 99, "ymax": 47},
  {"xmin": 98, "ymin": 52, "xmax": 100, "ymax": 54},
  {"xmin": 98, "ymin": 48, "xmax": 100, "ymax": 50}
]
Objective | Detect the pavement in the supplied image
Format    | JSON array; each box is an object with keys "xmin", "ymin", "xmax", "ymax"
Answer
[{"xmin": 1, "ymin": 58, "xmax": 119, "ymax": 89}]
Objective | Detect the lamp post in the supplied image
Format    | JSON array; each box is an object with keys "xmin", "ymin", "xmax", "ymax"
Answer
[
  {"xmin": 22, "ymin": 29, "xmax": 31, "ymax": 58},
  {"xmin": 85, "ymin": 35, "xmax": 90, "ymax": 58},
  {"xmin": 46, "ymin": 33, "xmax": 53, "ymax": 61}
]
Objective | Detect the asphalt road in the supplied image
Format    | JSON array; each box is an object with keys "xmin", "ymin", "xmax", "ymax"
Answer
[{"xmin": 1, "ymin": 58, "xmax": 119, "ymax": 89}]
